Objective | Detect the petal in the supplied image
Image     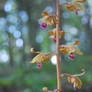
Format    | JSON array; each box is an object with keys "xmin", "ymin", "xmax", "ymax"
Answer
[
  {"xmin": 30, "ymin": 53, "xmax": 50, "ymax": 63},
  {"xmin": 37, "ymin": 63, "xmax": 42, "ymax": 68}
]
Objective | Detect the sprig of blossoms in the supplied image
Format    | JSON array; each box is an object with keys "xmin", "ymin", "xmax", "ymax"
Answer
[
  {"xmin": 61, "ymin": 0, "xmax": 87, "ymax": 16},
  {"xmin": 39, "ymin": 11, "xmax": 57, "ymax": 29},
  {"xmin": 61, "ymin": 69, "xmax": 86, "ymax": 90},
  {"xmin": 30, "ymin": 0, "xmax": 87, "ymax": 91},
  {"xmin": 30, "ymin": 48, "xmax": 50, "ymax": 68},
  {"xmin": 60, "ymin": 40, "xmax": 83, "ymax": 60},
  {"xmin": 48, "ymin": 28, "xmax": 65, "ymax": 42},
  {"xmin": 30, "ymin": 48, "xmax": 56, "ymax": 68}
]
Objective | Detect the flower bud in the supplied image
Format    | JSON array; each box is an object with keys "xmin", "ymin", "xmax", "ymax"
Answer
[{"xmin": 40, "ymin": 22, "xmax": 48, "ymax": 29}]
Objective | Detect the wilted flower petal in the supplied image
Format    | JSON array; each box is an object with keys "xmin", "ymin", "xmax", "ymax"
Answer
[
  {"xmin": 48, "ymin": 28, "xmax": 65, "ymax": 42},
  {"xmin": 60, "ymin": 40, "xmax": 83, "ymax": 57},
  {"xmin": 67, "ymin": 76, "xmax": 82, "ymax": 89},
  {"xmin": 39, "ymin": 11, "xmax": 57, "ymax": 27},
  {"xmin": 30, "ymin": 53, "xmax": 50, "ymax": 64},
  {"xmin": 72, "ymin": 0, "xmax": 87, "ymax": 3},
  {"xmin": 62, "ymin": 0, "xmax": 86, "ymax": 16}
]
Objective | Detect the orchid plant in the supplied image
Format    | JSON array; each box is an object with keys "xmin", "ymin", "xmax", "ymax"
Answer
[{"xmin": 30, "ymin": 0, "xmax": 87, "ymax": 92}]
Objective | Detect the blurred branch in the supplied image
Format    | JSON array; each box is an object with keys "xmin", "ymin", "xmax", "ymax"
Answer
[{"xmin": 6, "ymin": 31, "xmax": 14, "ymax": 67}]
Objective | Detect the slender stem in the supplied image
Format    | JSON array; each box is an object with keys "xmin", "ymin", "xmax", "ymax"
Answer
[
  {"xmin": 56, "ymin": 0, "xmax": 61, "ymax": 92},
  {"xmin": 73, "ymin": 69, "xmax": 86, "ymax": 77},
  {"xmin": 61, "ymin": 69, "xmax": 86, "ymax": 77}
]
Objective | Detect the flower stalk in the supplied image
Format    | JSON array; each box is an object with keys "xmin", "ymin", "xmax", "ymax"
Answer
[
  {"xmin": 30, "ymin": 0, "xmax": 87, "ymax": 91},
  {"xmin": 56, "ymin": 0, "xmax": 62, "ymax": 92}
]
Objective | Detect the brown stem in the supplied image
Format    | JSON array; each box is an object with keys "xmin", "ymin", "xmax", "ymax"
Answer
[
  {"xmin": 61, "ymin": 69, "xmax": 86, "ymax": 77},
  {"xmin": 56, "ymin": 0, "xmax": 61, "ymax": 92},
  {"xmin": 73, "ymin": 69, "xmax": 86, "ymax": 77}
]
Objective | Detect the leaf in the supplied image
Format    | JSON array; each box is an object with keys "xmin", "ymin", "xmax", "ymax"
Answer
[{"xmin": 30, "ymin": 53, "xmax": 50, "ymax": 64}]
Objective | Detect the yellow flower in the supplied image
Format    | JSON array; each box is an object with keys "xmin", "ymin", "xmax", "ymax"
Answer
[
  {"xmin": 30, "ymin": 53, "xmax": 50, "ymax": 64},
  {"xmin": 61, "ymin": 69, "xmax": 86, "ymax": 90},
  {"xmin": 40, "ymin": 11, "xmax": 57, "ymax": 26},
  {"xmin": 62, "ymin": 0, "xmax": 86, "ymax": 15},
  {"xmin": 48, "ymin": 28, "xmax": 65, "ymax": 38},
  {"xmin": 72, "ymin": 0, "xmax": 87, "ymax": 3},
  {"xmin": 66, "ymin": 3, "xmax": 84, "ymax": 12},
  {"xmin": 60, "ymin": 40, "xmax": 83, "ymax": 55},
  {"xmin": 67, "ymin": 76, "xmax": 82, "ymax": 89},
  {"xmin": 60, "ymin": 45, "xmax": 69, "ymax": 54}
]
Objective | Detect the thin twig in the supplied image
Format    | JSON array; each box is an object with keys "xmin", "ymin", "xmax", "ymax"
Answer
[{"xmin": 61, "ymin": 69, "xmax": 86, "ymax": 77}]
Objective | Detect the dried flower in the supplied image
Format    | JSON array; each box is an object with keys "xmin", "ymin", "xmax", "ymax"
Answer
[
  {"xmin": 39, "ymin": 11, "xmax": 57, "ymax": 28},
  {"xmin": 48, "ymin": 28, "xmax": 65, "ymax": 42},
  {"xmin": 30, "ymin": 53, "xmax": 50, "ymax": 64},
  {"xmin": 60, "ymin": 40, "xmax": 83, "ymax": 55},
  {"xmin": 67, "ymin": 76, "xmax": 82, "ymax": 89},
  {"xmin": 72, "ymin": 0, "xmax": 87, "ymax": 3},
  {"xmin": 48, "ymin": 28, "xmax": 65, "ymax": 38},
  {"xmin": 62, "ymin": 0, "xmax": 86, "ymax": 16},
  {"xmin": 61, "ymin": 69, "xmax": 86, "ymax": 90}
]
